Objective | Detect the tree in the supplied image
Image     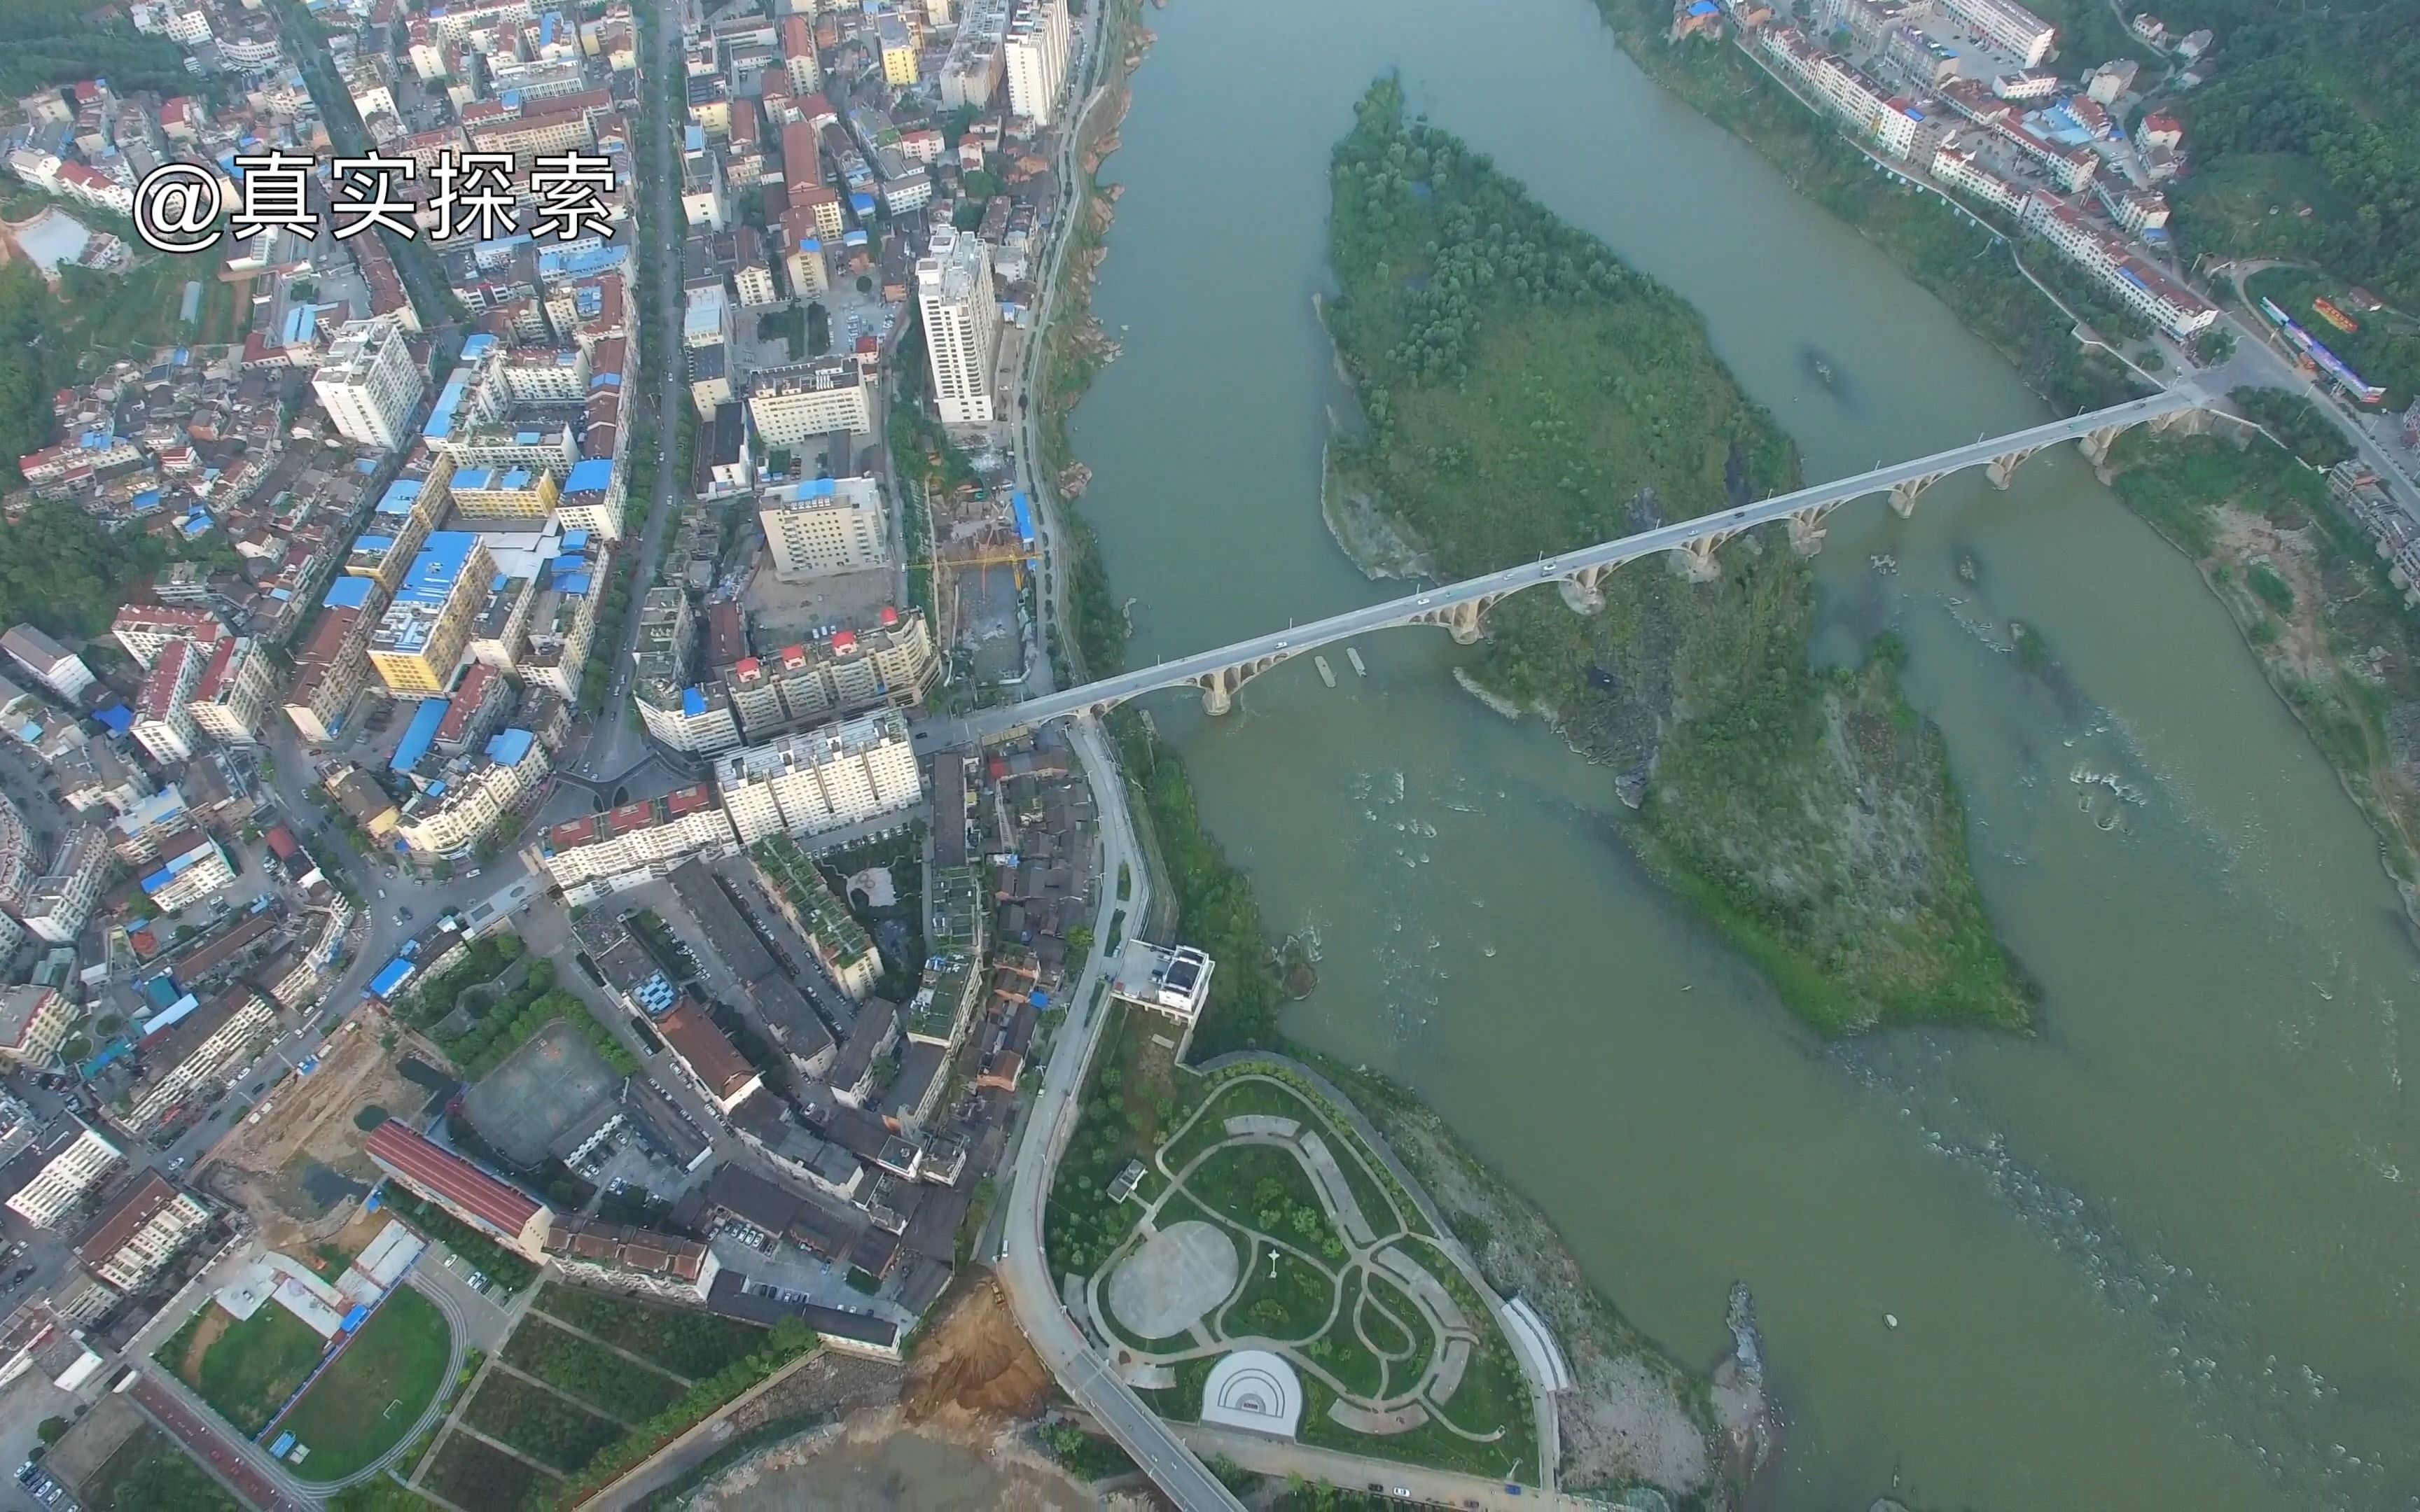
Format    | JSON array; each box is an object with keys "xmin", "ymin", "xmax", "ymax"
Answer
[{"xmin": 34, "ymin": 1417, "xmax": 67, "ymax": 1446}]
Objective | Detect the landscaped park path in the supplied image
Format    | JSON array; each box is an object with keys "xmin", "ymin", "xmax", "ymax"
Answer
[{"xmin": 1172, "ymin": 1420, "xmax": 1610, "ymax": 1511}]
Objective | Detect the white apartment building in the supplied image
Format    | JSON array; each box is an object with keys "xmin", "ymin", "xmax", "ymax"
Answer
[
  {"xmin": 0, "ymin": 986, "xmax": 73, "ymax": 1068},
  {"xmin": 4, "ymin": 1126, "xmax": 122, "ymax": 1229},
  {"xmin": 314, "ymin": 316, "xmax": 426, "ymax": 451},
  {"xmin": 758, "ymin": 475, "xmax": 889, "ymax": 580},
  {"xmin": 915, "ymin": 227, "xmax": 1000, "ymax": 427},
  {"xmin": 0, "ymin": 626, "xmax": 93, "ymax": 701},
  {"xmin": 77, "ymin": 1174, "xmax": 211, "ymax": 1293},
  {"xmin": 745, "ymin": 358, "xmax": 875, "ymax": 447},
  {"xmin": 21, "ymin": 827, "xmax": 108, "ymax": 946},
  {"xmin": 713, "ymin": 710, "xmax": 924, "ymax": 844},
  {"xmin": 188, "ymin": 636, "xmax": 277, "ymax": 746},
  {"xmin": 1929, "ymin": 141, "xmax": 2032, "ymax": 218},
  {"xmin": 1939, "ymin": 0, "xmax": 2058, "ymax": 66},
  {"xmin": 125, "ymin": 990, "xmax": 277, "ymax": 1133},
  {"xmin": 538, "ymin": 783, "xmax": 742, "ymax": 901},
  {"xmin": 142, "ymin": 829, "xmax": 235, "ymax": 913},
  {"xmin": 395, "ymin": 729, "xmax": 550, "ymax": 858},
  {"xmin": 639, "ymin": 681, "xmax": 744, "ymax": 755},
  {"xmin": 1003, "ymin": 0, "xmax": 1071, "ymax": 125},
  {"xmin": 0, "ymin": 797, "xmax": 35, "ymax": 923},
  {"xmin": 130, "ymin": 637, "xmax": 205, "ymax": 764},
  {"xmin": 110, "ymin": 606, "xmax": 224, "ymax": 669}
]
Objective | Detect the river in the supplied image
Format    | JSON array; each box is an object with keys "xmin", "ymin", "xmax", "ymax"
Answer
[{"xmin": 1062, "ymin": 0, "xmax": 2420, "ymax": 1506}]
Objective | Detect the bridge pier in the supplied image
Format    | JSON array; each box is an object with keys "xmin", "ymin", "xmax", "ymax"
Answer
[
  {"xmin": 1889, "ymin": 472, "xmax": 1945, "ymax": 518},
  {"xmin": 1199, "ymin": 676, "xmax": 1232, "ymax": 717},
  {"xmin": 2150, "ymin": 404, "xmax": 2212, "ymax": 438},
  {"xmin": 1443, "ymin": 598, "xmax": 1487, "ymax": 644},
  {"xmin": 1986, "ymin": 445, "xmax": 2045, "ymax": 489},
  {"xmin": 1557, "ymin": 574, "xmax": 1604, "ymax": 614},
  {"xmin": 1669, "ymin": 529, "xmax": 1735, "ymax": 583},
  {"xmin": 2076, "ymin": 421, "xmax": 2134, "ymax": 466},
  {"xmin": 1786, "ymin": 503, "xmax": 1840, "ymax": 556}
]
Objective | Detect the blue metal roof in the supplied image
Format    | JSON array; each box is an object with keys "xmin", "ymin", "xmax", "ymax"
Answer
[
  {"xmin": 682, "ymin": 686, "xmax": 707, "ymax": 717},
  {"xmin": 377, "ymin": 478, "xmax": 424, "ymax": 515},
  {"xmin": 486, "ymin": 727, "xmax": 536, "ymax": 766},
  {"xmin": 370, "ymin": 958, "xmax": 415, "ymax": 997},
  {"xmin": 399, "ymin": 533, "xmax": 480, "ymax": 607},
  {"xmin": 392, "ymin": 698, "xmax": 447, "ymax": 771},
  {"xmin": 565, "ymin": 457, "xmax": 614, "ymax": 494},
  {"xmin": 324, "ymin": 575, "xmax": 376, "ymax": 609}
]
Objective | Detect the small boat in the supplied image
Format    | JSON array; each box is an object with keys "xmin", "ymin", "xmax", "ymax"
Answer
[
  {"xmin": 1346, "ymin": 647, "xmax": 1368, "ymax": 676},
  {"xmin": 1315, "ymin": 655, "xmax": 1337, "ymax": 688}
]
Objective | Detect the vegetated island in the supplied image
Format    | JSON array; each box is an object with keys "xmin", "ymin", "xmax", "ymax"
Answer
[{"xmin": 1322, "ymin": 77, "xmax": 2032, "ymax": 1035}]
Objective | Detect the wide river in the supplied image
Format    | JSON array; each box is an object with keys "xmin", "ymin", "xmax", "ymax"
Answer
[{"xmin": 1065, "ymin": 0, "xmax": 2419, "ymax": 1506}]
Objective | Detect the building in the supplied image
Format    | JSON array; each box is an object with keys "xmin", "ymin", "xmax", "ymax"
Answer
[
  {"xmin": 21, "ymin": 827, "xmax": 108, "ymax": 945},
  {"xmin": 541, "ymin": 1217, "xmax": 721, "ymax": 1301},
  {"xmin": 714, "ymin": 710, "xmax": 924, "ymax": 844},
  {"xmin": 313, "ymin": 316, "xmax": 426, "ymax": 451},
  {"xmin": 1003, "ymin": 0, "xmax": 1071, "ymax": 125},
  {"xmin": 744, "ymin": 357, "xmax": 875, "ymax": 447},
  {"xmin": 394, "ymin": 729, "xmax": 549, "ymax": 857},
  {"xmin": 721, "ymin": 608, "xmax": 941, "ymax": 738},
  {"xmin": 1, "ymin": 626, "xmax": 93, "ymax": 701},
  {"xmin": 74, "ymin": 1171, "xmax": 210, "ymax": 1292},
  {"xmin": 188, "ymin": 636, "xmax": 277, "ymax": 746},
  {"xmin": 368, "ymin": 533, "xmax": 496, "ymax": 694},
  {"xmin": 365, "ymin": 1119, "xmax": 555, "ymax": 1261},
  {"xmin": 349, "ymin": 473, "xmax": 445, "ymax": 595},
  {"xmin": 3, "ymin": 1124, "xmax": 121, "ymax": 1228},
  {"xmin": 1939, "ymin": 0, "xmax": 2057, "ymax": 65},
  {"xmin": 130, "ymin": 637, "xmax": 204, "ymax": 764},
  {"xmin": 877, "ymin": 12, "xmax": 919, "ymax": 85},
  {"xmin": 141, "ymin": 827, "xmax": 234, "ymax": 913},
  {"xmin": 449, "ymin": 465, "xmax": 562, "ymax": 524},
  {"xmin": 109, "ymin": 606, "xmax": 223, "ymax": 670},
  {"xmin": 538, "ymin": 784, "xmax": 739, "ymax": 901},
  {"xmin": 125, "ymin": 987, "xmax": 277, "ymax": 1132},
  {"xmin": 0, "ymin": 987, "xmax": 74, "ymax": 1068},
  {"xmin": 657, "ymin": 1002, "xmax": 764, "ymax": 1114},
  {"xmin": 758, "ymin": 475, "xmax": 889, "ymax": 580},
  {"xmin": 751, "ymin": 836, "xmax": 884, "ymax": 999},
  {"xmin": 1108, "ymin": 940, "xmax": 1217, "ymax": 1023},
  {"xmin": 0, "ymin": 797, "xmax": 34, "ymax": 925},
  {"xmin": 915, "ymin": 227, "xmax": 1000, "ymax": 427},
  {"xmin": 285, "ymin": 579, "xmax": 381, "ymax": 744}
]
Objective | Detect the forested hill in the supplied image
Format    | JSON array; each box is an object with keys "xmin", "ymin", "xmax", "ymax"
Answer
[
  {"xmin": 0, "ymin": 2, "xmax": 190, "ymax": 104},
  {"xmin": 2160, "ymin": 0, "xmax": 2420, "ymax": 307},
  {"xmin": 1323, "ymin": 78, "xmax": 2033, "ymax": 1034}
]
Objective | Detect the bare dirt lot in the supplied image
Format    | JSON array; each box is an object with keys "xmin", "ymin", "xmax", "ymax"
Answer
[
  {"xmin": 197, "ymin": 1015, "xmax": 443, "ymax": 1250},
  {"xmin": 901, "ymin": 1277, "xmax": 1053, "ymax": 1427}
]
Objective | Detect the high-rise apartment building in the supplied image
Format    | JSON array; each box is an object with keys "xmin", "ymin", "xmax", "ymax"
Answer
[
  {"xmin": 1003, "ymin": 0, "xmax": 1070, "ymax": 125},
  {"xmin": 914, "ymin": 227, "xmax": 999, "ymax": 427},
  {"xmin": 130, "ymin": 637, "xmax": 204, "ymax": 764},
  {"xmin": 758, "ymin": 476, "xmax": 889, "ymax": 580},
  {"xmin": 312, "ymin": 316, "xmax": 426, "ymax": 451},
  {"xmin": 713, "ymin": 710, "xmax": 923, "ymax": 844},
  {"xmin": 368, "ymin": 533, "xmax": 496, "ymax": 694}
]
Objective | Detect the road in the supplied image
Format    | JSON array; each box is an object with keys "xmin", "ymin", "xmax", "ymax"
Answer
[
  {"xmin": 948, "ymin": 386, "xmax": 2206, "ymax": 741},
  {"xmin": 991, "ymin": 718, "xmax": 1245, "ymax": 1512}
]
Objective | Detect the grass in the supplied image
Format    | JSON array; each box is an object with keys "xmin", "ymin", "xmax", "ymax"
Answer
[
  {"xmin": 163, "ymin": 1302, "xmax": 329, "ymax": 1436},
  {"xmin": 1357, "ymin": 1273, "xmax": 1419, "ymax": 1359},
  {"xmin": 76, "ymin": 1424, "xmax": 241, "ymax": 1512},
  {"xmin": 328, "ymin": 1476, "xmax": 449, "ymax": 1511},
  {"xmin": 2171, "ymin": 153, "xmax": 2364, "ymax": 274},
  {"xmin": 275, "ymin": 1288, "xmax": 453, "ymax": 1480},
  {"xmin": 1182, "ymin": 1140, "xmax": 1330, "ymax": 1234},
  {"xmin": 1220, "ymin": 1242, "xmax": 1337, "ymax": 1344}
]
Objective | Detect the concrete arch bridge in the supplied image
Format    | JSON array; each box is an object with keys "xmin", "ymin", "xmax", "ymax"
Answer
[{"xmin": 966, "ymin": 388, "xmax": 2226, "ymax": 737}]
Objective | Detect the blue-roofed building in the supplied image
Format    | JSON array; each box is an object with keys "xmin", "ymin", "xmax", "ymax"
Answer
[
  {"xmin": 367, "ymin": 534, "xmax": 496, "ymax": 694},
  {"xmin": 391, "ymin": 696, "xmax": 450, "ymax": 776},
  {"xmin": 393, "ymin": 726, "xmax": 550, "ymax": 856}
]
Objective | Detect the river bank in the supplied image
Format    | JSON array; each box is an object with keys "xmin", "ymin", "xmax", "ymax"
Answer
[{"xmin": 1570, "ymin": 0, "xmax": 2420, "ymax": 934}]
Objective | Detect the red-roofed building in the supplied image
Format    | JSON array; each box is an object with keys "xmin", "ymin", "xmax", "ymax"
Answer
[
  {"xmin": 538, "ymin": 784, "xmax": 738, "ymax": 900},
  {"xmin": 435, "ymin": 664, "xmax": 506, "ymax": 755},
  {"xmin": 364, "ymin": 1120, "xmax": 555, "ymax": 1260},
  {"xmin": 657, "ymin": 1002, "xmax": 763, "ymax": 1113}
]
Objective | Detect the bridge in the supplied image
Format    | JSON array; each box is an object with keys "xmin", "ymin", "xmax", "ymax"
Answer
[{"xmin": 954, "ymin": 388, "xmax": 2220, "ymax": 739}]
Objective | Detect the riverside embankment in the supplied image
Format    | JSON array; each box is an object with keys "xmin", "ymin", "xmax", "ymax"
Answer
[{"xmin": 1050, "ymin": 0, "xmax": 2420, "ymax": 1506}]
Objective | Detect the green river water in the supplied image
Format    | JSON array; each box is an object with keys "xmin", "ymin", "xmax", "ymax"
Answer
[{"xmin": 1064, "ymin": 0, "xmax": 2419, "ymax": 1506}]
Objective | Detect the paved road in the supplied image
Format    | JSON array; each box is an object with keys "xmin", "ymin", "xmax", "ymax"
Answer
[
  {"xmin": 1172, "ymin": 1420, "xmax": 1595, "ymax": 1511},
  {"xmin": 127, "ymin": 1370, "xmax": 314, "ymax": 1511},
  {"xmin": 950, "ymin": 386, "xmax": 2206, "ymax": 741},
  {"xmin": 992, "ymin": 717, "xmax": 1246, "ymax": 1512}
]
